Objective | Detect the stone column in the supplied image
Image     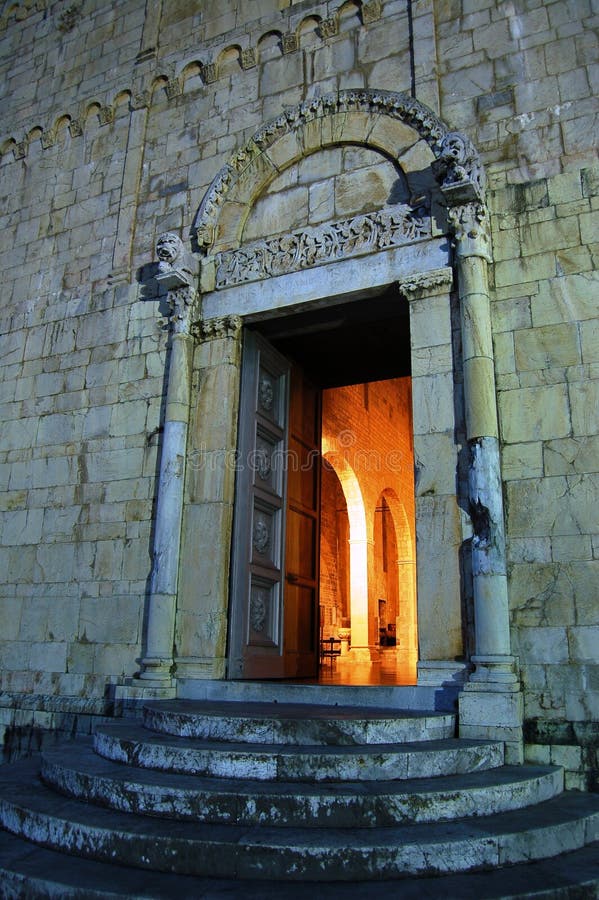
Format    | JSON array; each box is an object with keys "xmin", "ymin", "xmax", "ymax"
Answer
[
  {"xmin": 432, "ymin": 133, "xmax": 523, "ymax": 760},
  {"xmin": 448, "ymin": 201, "xmax": 523, "ymax": 761},
  {"xmin": 138, "ymin": 235, "xmax": 198, "ymax": 687},
  {"xmin": 346, "ymin": 537, "xmax": 376, "ymax": 661}
]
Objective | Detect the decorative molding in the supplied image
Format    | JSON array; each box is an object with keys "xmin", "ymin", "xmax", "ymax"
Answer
[
  {"xmin": 433, "ymin": 132, "xmax": 486, "ymax": 203},
  {"xmin": 214, "ymin": 204, "xmax": 430, "ymax": 289},
  {"xmin": 399, "ymin": 267, "xmax": 454, "ymax": 301},
  {"xmin": 201, "ymin": 63, "xmax": 217, "ymax": 84},
  {"xmin": 131, "ymin": 91, "xmax": 151, "ymax": 110},
  {"xmin": 447, "ymin": 202, "xmax": 492, "ymax": 261},
  {"xmin": 98, "ymin": 105, "xmax": 115, "ymax": 126},
  {"xmin": 196, "ymin": 314, "xmax": 243, "ymax": 342},
  {"xmin": 194, "ymin": 89, "xmax": 455, "ymax": 251},
  {"xmin": 165, "ymin": 77, "xmax": 183, "ymax": 100},
  {"xmin": 14, "ymin": 141, "xmax": 27, "ymax": 159},
  {"xmin": 241, "ymin": 48, "xmax": 256, "ymax": 69},
  {"xmin": 282, "ymin": 32, "xmax": 298, "ymax": 54},
  {"xmin": 154, "ymin": 232, "xmax": 199, "ymax": 334},
  {"xmin": 0, "ymin": 7, "xmax": 403, "ymax": 158},
  {"xmin": 320, "ymin": 17, "xmax": 338, "ymax": 38},
  {"xmin": 249, "ymin": 590, "xmax": 267, "ymax": 633},
  {"xmin": 69, "ymin": 118, "xmax": 83, "ymax": 137},
  {"xmin": 362, "ymin": 0, "xmax": 383, "ymax": 24}
]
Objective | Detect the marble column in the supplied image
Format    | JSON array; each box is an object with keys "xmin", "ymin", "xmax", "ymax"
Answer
[
  {"xmin": 139, "ymin": 235, "xmax": 198, "ymax": 686},
  {"xmin": 448, "ymin": 201, "xmax": 523, "ymax": 761}
]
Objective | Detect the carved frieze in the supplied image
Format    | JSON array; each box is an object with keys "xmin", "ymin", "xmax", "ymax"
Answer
[{"xmin": 214, "ymin": 204, "xmax": 430, "ymax": 289}]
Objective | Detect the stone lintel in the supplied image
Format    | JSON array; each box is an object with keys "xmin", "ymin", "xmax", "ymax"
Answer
[{"xmin": 202, "ymin": 238, "xmax": 449, "ymax": 320}]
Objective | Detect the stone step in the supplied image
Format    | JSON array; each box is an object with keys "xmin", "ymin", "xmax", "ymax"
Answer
[
  {"xmin": 143, "ymin": 700, "xmax": 456, "ymax": 745},
  {"xmin": 42, "ymin": 742, "xmax": 564, "ymax": 828},
  {"xmin": 2, "ymin": 758, "xmax": 598, "ymax": 881},
  {"xmin": 94, "ymin": 721, "xmax": 504, "ymax": 782},
  {"xmin": 1, "ymin": 827, "xmax": 597, "ymax": 899}
]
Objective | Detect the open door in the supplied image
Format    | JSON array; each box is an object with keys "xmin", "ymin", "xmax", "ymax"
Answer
[{"xmin": 228, "ymin": 330, "xmax": 320, "ymax": 679}]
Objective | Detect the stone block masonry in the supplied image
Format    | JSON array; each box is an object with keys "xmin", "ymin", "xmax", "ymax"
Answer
[{"xmin": 0, "ymin": 0, "xmax": 597, "ymax": 788}]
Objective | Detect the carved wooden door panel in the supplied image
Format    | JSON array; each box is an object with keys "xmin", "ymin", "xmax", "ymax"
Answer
[
  {"xmin": 284, "ymin": 362, "xmax": 321, "ymax": 678},
  {"xmin": 228, "ymin": 330, "xmax": 320, "ymax": 679}
]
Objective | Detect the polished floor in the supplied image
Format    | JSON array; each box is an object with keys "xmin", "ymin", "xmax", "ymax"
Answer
[{"xmin": 314, "ymin": 649, "xmax": 417, "ymax": 686}]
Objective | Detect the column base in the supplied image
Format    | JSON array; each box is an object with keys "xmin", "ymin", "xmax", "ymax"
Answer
[
  {"xmin": 343, "ymin": 646, "xmax": 380, "ymax": 663},
  {"xmin": 175, "ymin": 657, "xmax": 227, "ymax": 680},
  {"xmin": 468, "ymin": 654, "xmax": 520, "ymax": 688},
  {"xmin": 138, "ymin": 656, "xmax": 174, "ymax": 683},
  {"xmin": 113, "ymin": 679, "xmax": 176, "ymax": 717},
  {"xmin": 417, "ymin": 660, "xmax": 470, "ymax": 687}
]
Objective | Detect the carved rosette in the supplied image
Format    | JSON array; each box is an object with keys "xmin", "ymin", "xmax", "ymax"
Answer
[
  {"xmin": 252, "ymin": 516, "xmax": 270, "ymax": 554},
  {"xmin": 214, "ymin": 204, "xmax": 430, "ymax": 289},
  {"xmin": 250, "ymin": 591, "xmax": 267, "ymax": 633}
]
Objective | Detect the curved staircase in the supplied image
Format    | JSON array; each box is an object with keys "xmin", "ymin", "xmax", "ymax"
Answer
[{"xmin": 0, "ymin": 699, "xmax": 597, "ymax": 897}]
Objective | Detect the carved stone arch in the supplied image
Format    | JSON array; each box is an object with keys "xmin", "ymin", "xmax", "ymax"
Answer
[{"xmin": 193, "ymin": 90, "xmax": 485, "ymax": 254}]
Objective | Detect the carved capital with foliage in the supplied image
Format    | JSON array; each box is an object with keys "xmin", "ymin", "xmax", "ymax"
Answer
[{"xmin": 196, "ymin": 314, "xmax": 243, "ymax": 343}]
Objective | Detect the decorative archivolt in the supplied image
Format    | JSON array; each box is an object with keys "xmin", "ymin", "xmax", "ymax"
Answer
[{"xmin": 193, "ymin": 89, "xmax": 486, "ymax": 254}]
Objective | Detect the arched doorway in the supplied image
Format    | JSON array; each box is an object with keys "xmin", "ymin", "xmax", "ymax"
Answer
[{"xmin": 147, "ymin": 90, "xmax": 521, "ymax": 750}]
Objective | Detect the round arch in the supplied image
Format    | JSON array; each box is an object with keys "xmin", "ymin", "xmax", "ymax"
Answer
[
  {"xmin": 192, "ymin": 89, "xmax": 486, "ymax": 255},
  {"xmin": 322, "ymin": 450, "xmax": 370, "ymax": 655},
  {"xmin": 375, "ymin": 488, "xmax": 417, "ymax": 663}
]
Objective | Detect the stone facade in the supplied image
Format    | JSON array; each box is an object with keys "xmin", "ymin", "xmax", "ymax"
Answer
[{"xmin": 0, "ymin": 1, "xmax": 597, "ymax": 785}]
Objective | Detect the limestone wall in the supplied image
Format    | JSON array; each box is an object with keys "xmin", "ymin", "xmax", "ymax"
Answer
[
  {"xmin": 490, "ymin": 166, "xmax": 599, "ymax": 788},
  {"xmin": 0, "ymin": 0, "xmax": 597, "ymax": 779}
]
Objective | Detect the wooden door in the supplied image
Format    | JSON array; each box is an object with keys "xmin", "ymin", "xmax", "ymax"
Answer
[
  {"xmin": 284, "ymin": 363, "xmax": 321, "ymax": 677},
  {"xmin": 228, "ymin": 330, "xmax": 320, "ymax": 679}
]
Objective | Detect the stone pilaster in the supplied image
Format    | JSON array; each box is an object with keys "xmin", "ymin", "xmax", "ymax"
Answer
[
  {"xmin": 174, "ymin": 313, "xmax": 243, "ymax": 683},
  {"xmin": 401, "ymin": 268, "xmax": 469, "ymax": 690}
]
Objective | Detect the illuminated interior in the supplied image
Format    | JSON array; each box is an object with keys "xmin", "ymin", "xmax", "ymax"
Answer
[{"xmin": 319, "ymin": 378, "xmax": 417, "ymax": 685}]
